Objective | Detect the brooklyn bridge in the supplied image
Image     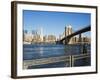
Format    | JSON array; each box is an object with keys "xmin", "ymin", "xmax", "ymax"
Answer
[{"xmin": 56, "ymin": 25, "xmax": 91, "ymax": 45}]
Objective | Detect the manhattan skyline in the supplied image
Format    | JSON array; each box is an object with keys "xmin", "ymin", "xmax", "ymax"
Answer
[{"xmin": 23, "ymin": 10, "xmax": 91, "ymax": 37}]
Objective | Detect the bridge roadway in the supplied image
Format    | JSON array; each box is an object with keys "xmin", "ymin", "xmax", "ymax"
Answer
[
  {"xmin": 59, "ymin": 25, "xmax": 91, "ymax": 42},
  {"xmin": 23, "ymin": 53, "xmax": 90, "ymax": 69}
]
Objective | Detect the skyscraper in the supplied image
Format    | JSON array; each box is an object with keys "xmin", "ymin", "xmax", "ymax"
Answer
[
  {"xmin": 36, "ymin": 27, "xmax": 43, "ymax": 42},
  {"xmin": 40, "ymin": 27, "xmax": 43, "ymax": 42},
  {"xmin": 24, "ymin": 30, "xmax": 28, "ymax": 34}
]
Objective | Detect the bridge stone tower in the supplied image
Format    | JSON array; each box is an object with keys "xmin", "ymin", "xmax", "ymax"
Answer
[
  {"xmin": 65, "ymin": 25, "xmax": 73, "ymax": 44},
  {"xmin": 66, "ymin": 25, "xmax": 72, "ymax": 35}
]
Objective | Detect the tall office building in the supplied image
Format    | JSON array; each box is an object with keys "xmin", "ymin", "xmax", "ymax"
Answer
[
  {"xmin": 37, "ymin": 27, "xmax": 43, "ymax": 42},
  {"xmin": 40, "ymin": 27, "xmax": 43, "ymax": 42},
  {"xmin": 24, "ymin": 30, "xmax": 28, "ymax": 34}
]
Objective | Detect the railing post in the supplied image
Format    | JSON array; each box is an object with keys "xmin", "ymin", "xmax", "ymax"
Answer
[
  {"xmin": 69, "ymin": 55, "xmax": 72, "ymax": 67},
  {"xmin": 72, "ymin": 56, "xmax": 74, "ymax": 67},
  {"xmin": 69, "ymin": 55, "xmax": 74, "ymax": 67}
]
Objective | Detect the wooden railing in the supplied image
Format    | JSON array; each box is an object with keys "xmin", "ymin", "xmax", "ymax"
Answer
[{"xmin": 23, "ymin": 53, "xmax": 90, "ymax": 69}]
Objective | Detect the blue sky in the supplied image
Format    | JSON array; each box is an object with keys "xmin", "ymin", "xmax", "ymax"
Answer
[{"xmin": 23, "ymin": 10, "xmax": 91, "ymax": 37}]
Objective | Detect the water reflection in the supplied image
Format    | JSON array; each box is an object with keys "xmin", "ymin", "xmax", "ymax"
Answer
[{"xmin": 38, "ymin": 47, "xmax": 44, "ymax": 56}]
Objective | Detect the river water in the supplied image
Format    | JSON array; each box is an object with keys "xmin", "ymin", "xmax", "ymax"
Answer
[{"xmin": 23, "ymin": 44, "xmax": 91, "ymax": 69}]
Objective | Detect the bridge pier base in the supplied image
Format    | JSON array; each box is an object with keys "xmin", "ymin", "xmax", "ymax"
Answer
[{"xmin": 79, "ymin": 34, "xmax": 82, "ymax": 42}]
